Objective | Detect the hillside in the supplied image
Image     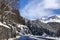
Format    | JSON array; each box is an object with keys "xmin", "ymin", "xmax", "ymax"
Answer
[{"xmin": 0, "ymin": 0, "xmax": 25, "ymax": 40}]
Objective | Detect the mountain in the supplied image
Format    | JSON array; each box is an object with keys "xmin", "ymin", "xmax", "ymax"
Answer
[
  {"xmin": 47, "ymin": 22, "xmax": 60, "ymax": 37},
  {"xmin": 39, "ymin": 15, "xmax": 60, "ymax": 36},
  {"xmin": 25, "ymin": 18, "xmax": 60, "ymax": 37},
  {"xmin": 0, "ymin": 1, "xmax": 25, "ymax": 39},
  {"xmin": 26, "ymin": 20, "xmax": 57, "ymax": 36},
  {"xmin": 40, "ymin": 15, "xmax": 60, "ymax": 23},
  {"xmin": 40, "ymin": 15, "xmax": 60, "ymax": 37}
]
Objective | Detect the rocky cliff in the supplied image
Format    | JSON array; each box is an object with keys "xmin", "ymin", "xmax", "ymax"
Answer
[{"xmin": 0, "ymin": 0, "xmax": 25, "ymax": 40}]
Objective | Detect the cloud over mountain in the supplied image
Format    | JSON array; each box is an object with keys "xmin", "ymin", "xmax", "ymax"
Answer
[{"xmin": 20, "ymin": 0, "xmax": 60, "ymax": 20}]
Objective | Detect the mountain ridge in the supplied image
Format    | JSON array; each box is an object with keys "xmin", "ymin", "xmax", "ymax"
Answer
[{"xmin": 40, "ymin": 15, "xmax": 60, "ymax": 23}]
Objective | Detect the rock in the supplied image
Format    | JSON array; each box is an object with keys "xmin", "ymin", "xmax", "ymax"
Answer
[
  {"xmin": 26, "ymin": 20, "xmax": 57, "ymax": 36},
  {"xmin": 47, "ymin": 22, "xmax": 60, "ymax": 37}
]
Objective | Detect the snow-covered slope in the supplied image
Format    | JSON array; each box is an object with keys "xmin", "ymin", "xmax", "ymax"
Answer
[
  {"xmin": 40, "ymin": 15, "xmax": 60, "ymax": 23},
  {"xmin": 17, "ymin": 24, "xmax": 31, "ymax": 35}
]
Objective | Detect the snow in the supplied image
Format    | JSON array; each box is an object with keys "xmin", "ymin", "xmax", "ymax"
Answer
[
  {"xmin": 41, "ymin": 19, "xmax": 60, "ymax": 23},
  {"xmin": 15, "ymin": 22, "xmax": 60, "ymax": 40},
  {"xmin": 16, "ymin": 34, "xmax": 60, "ymax": 40},
  {"xmin": 0, "ymin": 22, "xmax": 10, "ymax": 28},
  {"xmin": 17, "ymin": 24, "xmax": 27, "ymax": 28},
  {"xmin": 16, "ymin": 35, "xmax": 60, "ymax": 40},
  {"xmin": 3, "ymin": 22, "xmax": 6, "ymax": 24},
  {"xmin": 17, "ymin": 24, "xmax": 30, "ymax": 35},
  {"xmin": 6, "ymin": 34, "xmax": 60, "ymax": 40},
  {"xmin": 40, "ymin": 15, "xmax": 60, "ymax": 23}
]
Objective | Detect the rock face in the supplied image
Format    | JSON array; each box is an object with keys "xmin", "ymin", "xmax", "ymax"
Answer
[
  {"xmin": 2, "ymin": 9, "xmax": 25, "ymax": 24},
  {"xmin": 47, "ymin": 22, "xmax": 60, "ymax": 37},
  {"xmin": 0, "ymin": 26, "xmax": 11, "ymax": 39},
  {"xmin": 26, "ymin": 20, "xmax": 60, "ymax": 37},
  {"xmin": 40, "ymin": 15, "xmax": 60, "ymax": 23},
  {"xmin": 0, "ymin": 0, "xmax": 25, "ymax": 40}
]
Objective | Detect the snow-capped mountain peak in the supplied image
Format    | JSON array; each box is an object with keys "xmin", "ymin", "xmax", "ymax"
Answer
[
  {"xmin": 48, "ymin": 15, "xmax": 60, "ymax": 20},
  {"xmin": 40, "ymin": 15, "xmax": 60, "ymax": 23}
]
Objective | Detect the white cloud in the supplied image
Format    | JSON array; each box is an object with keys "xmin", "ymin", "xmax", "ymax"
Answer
[
  {"xmin": 20, "ymin": 0, "xmax": 60, "ymax": 20},
  {"xmin": 44, "ymin": 0, "xmax": 60, "ymax": 9}
]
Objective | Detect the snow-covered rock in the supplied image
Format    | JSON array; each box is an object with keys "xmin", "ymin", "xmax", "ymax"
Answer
[
  {"xmin": 0, "ymin": 22, "xmax": 10, "ymax": 28},
  {"xmin": 17, "ymin": 24, "xmax": 31, "ymax": 35},
  {"xmin": 40, "ymin": 15, "xmax": 60, "ymax": 23},
  {"xmin": 17, "ymin": 24, "xmax": 28, "ymax": 28}
]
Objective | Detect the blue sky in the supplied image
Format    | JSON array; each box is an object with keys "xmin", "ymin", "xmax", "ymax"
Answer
[
  {"xmin": 20, "ymin": 0, "xmax": 60, "ymax": 20},
  {"xmin": 20, "ymin": 0, "xmax": 31, "ymax": 9}
]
